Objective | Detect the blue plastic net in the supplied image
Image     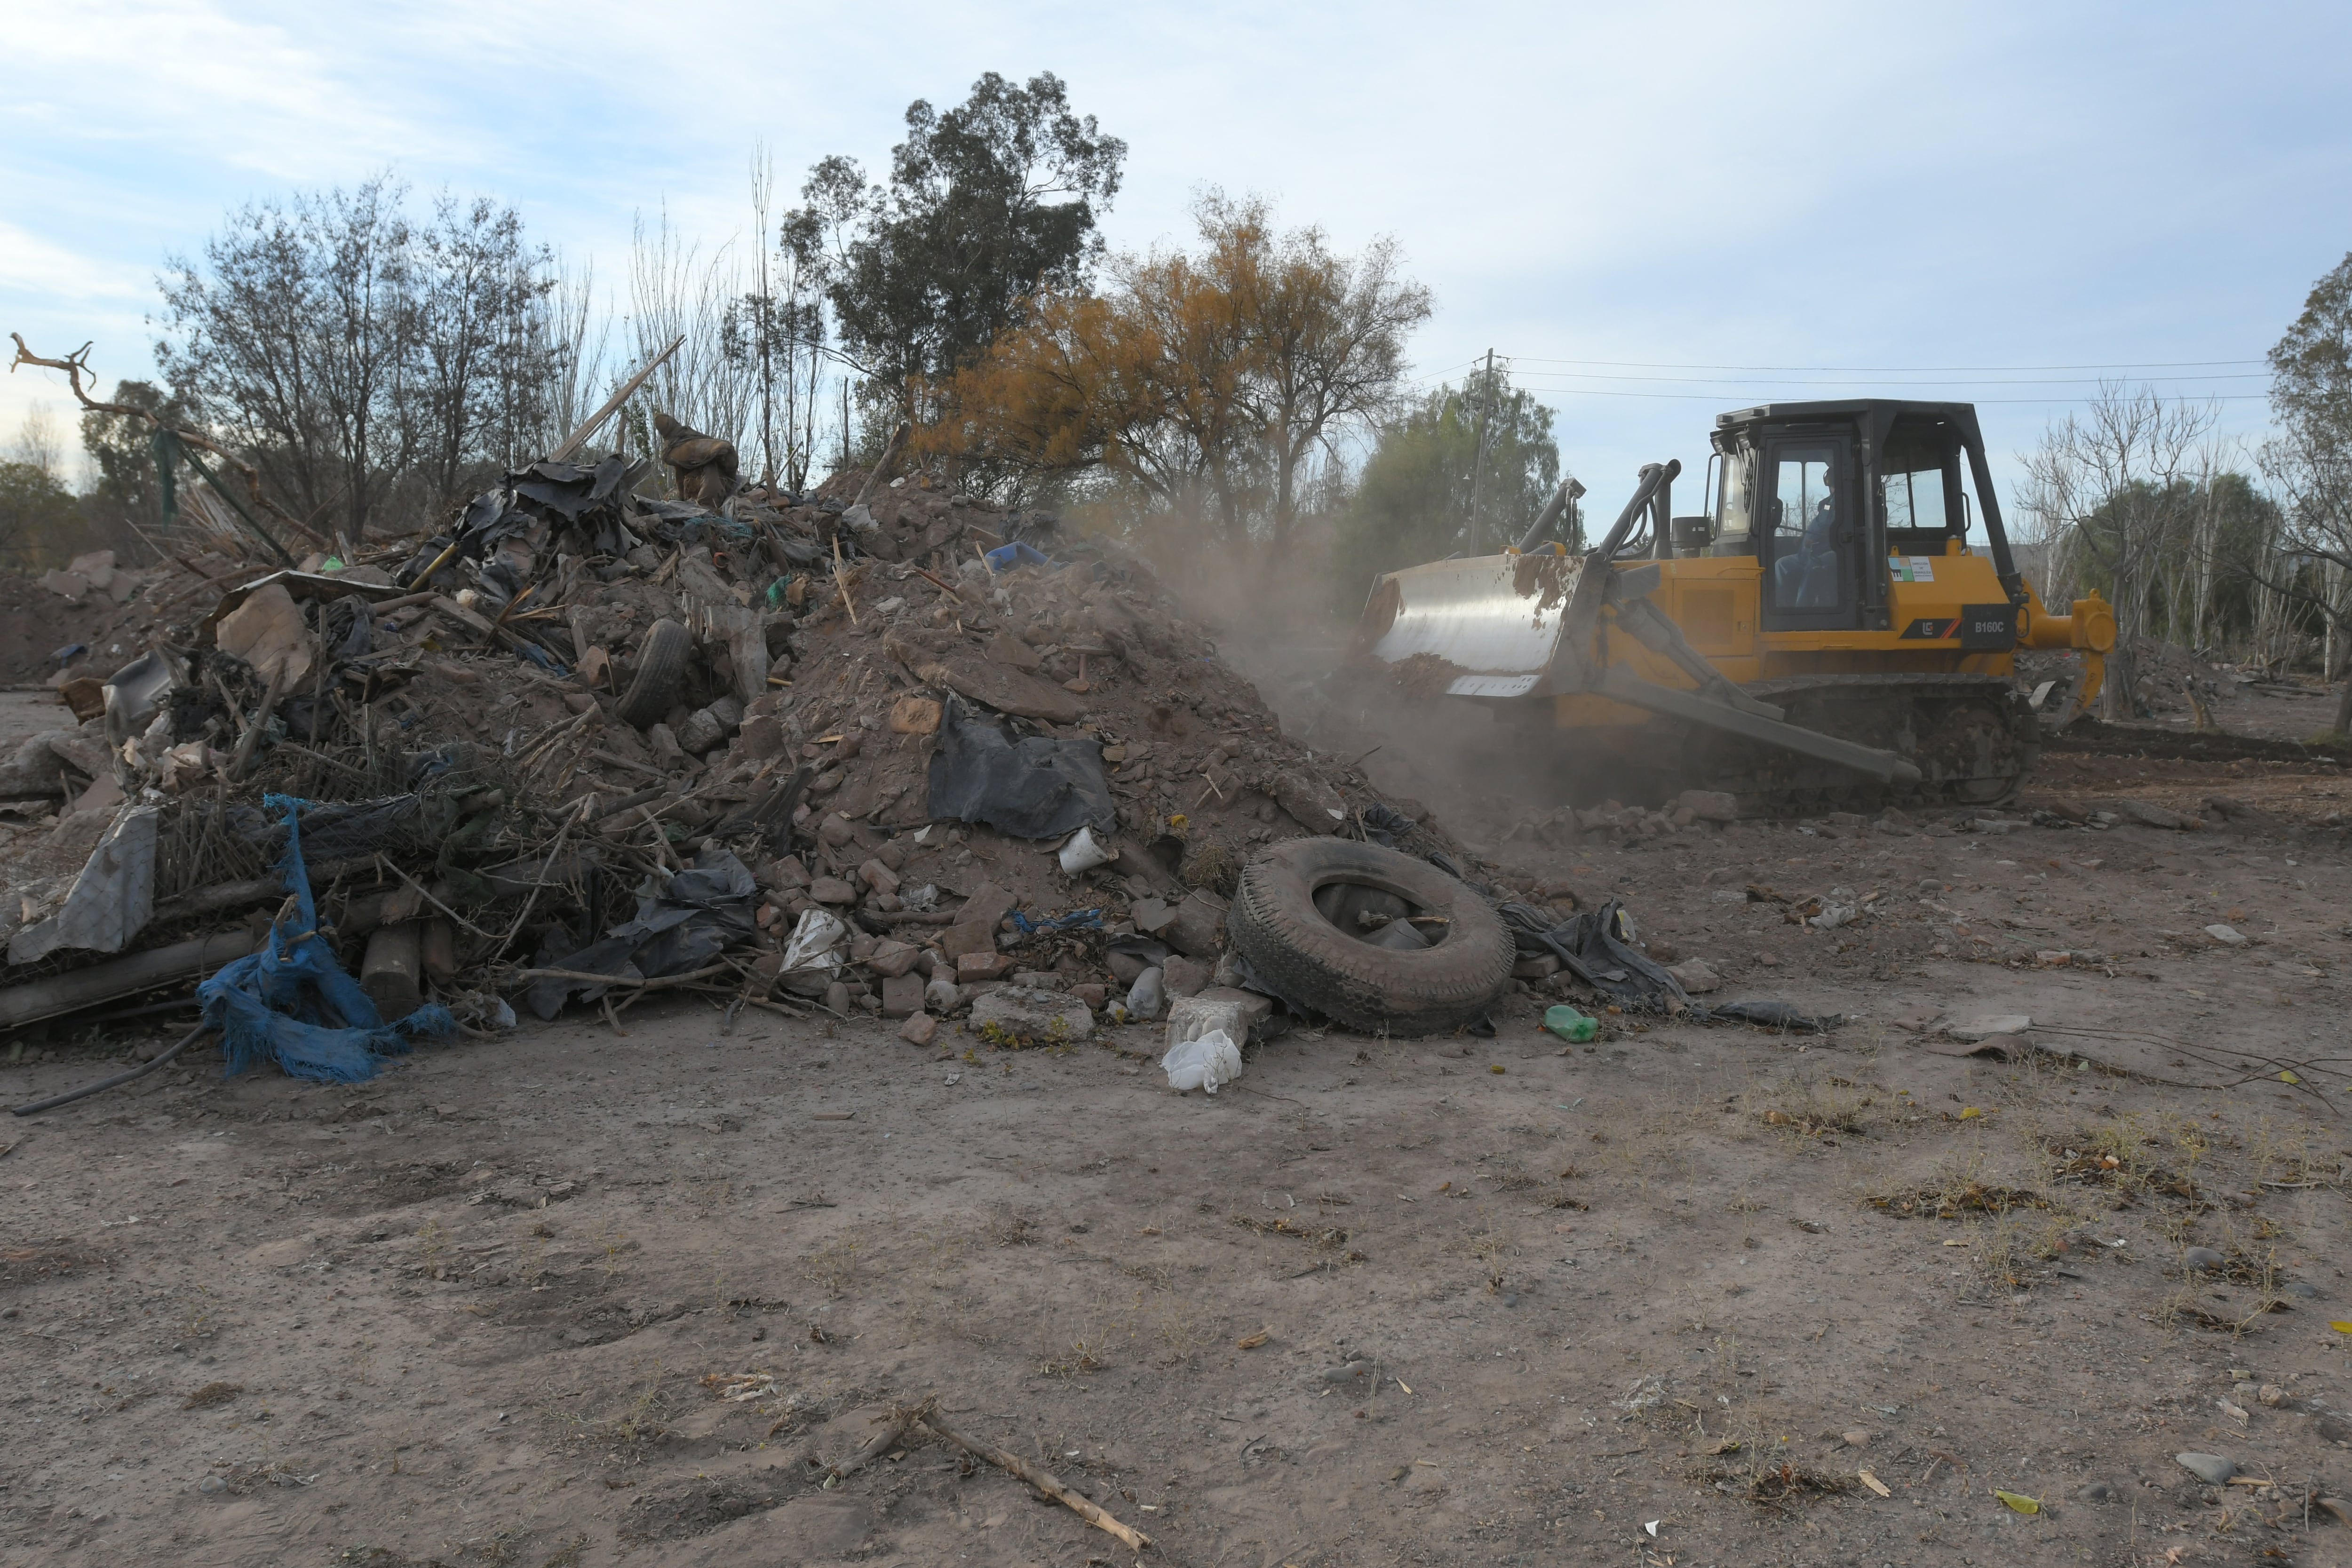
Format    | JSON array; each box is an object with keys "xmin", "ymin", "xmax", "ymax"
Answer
[{"xmin": 197, "ymin": 793, "xmax": 455, "ymax": 1083}]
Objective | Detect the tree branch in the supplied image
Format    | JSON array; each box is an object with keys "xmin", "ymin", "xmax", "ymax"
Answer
[{"xmin": 9, "ymin": 332, "xmax": 329, "ymax": 550}]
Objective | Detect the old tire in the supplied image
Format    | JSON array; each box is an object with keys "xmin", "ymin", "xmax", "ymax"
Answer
[
  {"xmin": 1227, "ymin": 838, "xmax": 1514, "ymax": 1036},
  {"xmin": 615, "ymin": 618, "xmax": 691, "ymax": 729}
]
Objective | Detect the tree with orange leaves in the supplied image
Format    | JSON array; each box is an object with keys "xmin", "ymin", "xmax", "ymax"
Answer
[{"xmin": 919, "ymin": 193, "xmax": 1430, "ymax": 558}]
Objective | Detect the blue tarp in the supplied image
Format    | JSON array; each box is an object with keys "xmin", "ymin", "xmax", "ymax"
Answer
[{"xmin": 197, "ymin": 793, "xmax": 454, "ymax": 1084}]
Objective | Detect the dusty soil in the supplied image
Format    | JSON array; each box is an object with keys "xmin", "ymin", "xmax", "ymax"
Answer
[{"xmin": 7, "ymin": 725, "xmax": 2352, "ymax": 1568}]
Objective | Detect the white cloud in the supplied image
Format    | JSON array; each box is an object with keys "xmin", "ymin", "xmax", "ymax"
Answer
[
  {"xmin": 1, "ymin": 0, "xmax": 2342, "ymax": 506},
  {"xmin": 0, "ymin": 223, "xmax": 152, "ymax": 306}
]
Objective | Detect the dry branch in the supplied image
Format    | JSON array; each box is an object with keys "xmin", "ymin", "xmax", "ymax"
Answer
[
  {"xmin": 915, "ymin": 1404, "xmax": 1152, "ymax": 1552},
  {"xmin": 8, "ymin": 333, "xmax": 327, "ymax": 549}
]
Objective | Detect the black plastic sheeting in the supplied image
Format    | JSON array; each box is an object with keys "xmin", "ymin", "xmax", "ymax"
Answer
[
  {"xmin": 925, "ymin": 700, "xmax": 1115, "ymax": 840},
  {"xmin": 1497, "ymin": 899, "xmax": 1837, "ymax": 1032},
  {"xmin": 400, "ymin": 455, "xmax": 645, "ymax": 587},
  {"xmin": 524, "ymin": 847, "xmax": 760, "ymax": 1019},
  {"xmin": 1501, "ymin": 899, "xmax": 1689, "ymax": 1010}
]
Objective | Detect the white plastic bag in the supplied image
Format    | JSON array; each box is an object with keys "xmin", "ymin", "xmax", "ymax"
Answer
[
  {"xmin": 778, "ymin": 908, "xmax": 848, "ymax": 994},
  {"xmin": 1161, "ymin": 1028, "xmax": 1242, "ymax": 1094}
]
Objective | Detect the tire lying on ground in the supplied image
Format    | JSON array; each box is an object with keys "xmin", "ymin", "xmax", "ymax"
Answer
[
  {"xmin": 614, "ymin": 618, "xmax": 691, "ymax": 728},
  {"xmin": 1226, "ymin": 837, "xmax": 1515, "ymax": 1036}
]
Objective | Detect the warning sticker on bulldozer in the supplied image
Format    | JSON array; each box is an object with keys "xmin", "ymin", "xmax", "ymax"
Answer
[{"xmin": 1888, "ymin": 556, "xmax": 1937, "ymax": 582}]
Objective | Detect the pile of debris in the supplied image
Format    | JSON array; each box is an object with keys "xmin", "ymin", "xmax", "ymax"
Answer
[{"xmin": 0, "ymin": 414, "xmax": 1460, "ymax": 1089}]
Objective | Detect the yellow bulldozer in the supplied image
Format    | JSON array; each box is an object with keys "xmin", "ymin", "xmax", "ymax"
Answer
[{"xmin": 1358, "ymin": 399, "xmax": 2116, "ymax": 813}]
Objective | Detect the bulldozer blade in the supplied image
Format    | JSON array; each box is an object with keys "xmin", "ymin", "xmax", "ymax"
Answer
[
  {"xmin": 1593, "ymin": 668, "xmax": 1923, "ymax": 785},
  {"xmin": 1359, "ymin": 553, "xmax": 1578, "ymax": 698}
]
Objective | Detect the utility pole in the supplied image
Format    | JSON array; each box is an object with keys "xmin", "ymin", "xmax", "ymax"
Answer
[{"xmin": 1466, "ymin": 348, "xmax": 1496, "ymax": 553}]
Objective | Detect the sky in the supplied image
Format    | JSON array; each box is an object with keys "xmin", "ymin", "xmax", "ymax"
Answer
[{"xmin": 5, "ymin": 0, "xmax": 2350, "ymax": 523}]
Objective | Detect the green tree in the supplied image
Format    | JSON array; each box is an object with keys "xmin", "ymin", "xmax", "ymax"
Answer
[
  {"xmin": 0, "ymin": 462, "xmax": 83, "ymax": 569},
  {"xmin": 1331, "ymin": 364, "xmax": 1559, "ymax": 607},
  {"xmin": 80, "ymin": 379, "xmax": 194, "ymax": 525},
  {"xmin": 2264, "ymin": 250, "xmax": 2352, "ymax": 729},
  {"xmin": 787, "ymin": 72, "xmax": 1127, "ymax": 405}
]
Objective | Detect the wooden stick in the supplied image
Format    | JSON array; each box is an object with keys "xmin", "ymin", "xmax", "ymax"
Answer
[
  {"xmin": 832, "ymin": 535, "xmax": 859, "ymax": 624},
  {"xmin": 486, "ymin": 798, "xmax": 589, "ymax": 965},
  {"xmin": 826, "ymin": 1408, "xmax": 911, "ymax": 1483},
  {"xmin": 588, "ymin": 748, "xmax": 671, "ymax": 782},
  {"xmin": 916, "ymin": 1408, "xmax": 1152, "ymax": 1552},
  {"xmin": 227, "ymin": 660, "xmax": 293, "ymax": 779},
  {"xmin": 373, "ymin": 855, "xmax": 499, "ymax": 940},
  {"xmin": 549, "ymin": 334, "xmax": 685, "ymax": 462},
  {"xmin": 850, "ymin": 420, "xmax": 913, "ymax": 511},
  {"xmin": 507, "ymin": 963, "xmax": 731, "ymax": 991}
]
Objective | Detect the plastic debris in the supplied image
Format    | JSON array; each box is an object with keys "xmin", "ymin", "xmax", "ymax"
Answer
[{"xmin": 1161, "ymin": 1029, "xmax": 1242, "ymax": 1093}]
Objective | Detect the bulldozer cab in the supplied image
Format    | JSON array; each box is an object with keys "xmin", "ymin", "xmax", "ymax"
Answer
[{"xmin": 1702, "ymin": 400, "xmax": 2023, "ymax": 635}]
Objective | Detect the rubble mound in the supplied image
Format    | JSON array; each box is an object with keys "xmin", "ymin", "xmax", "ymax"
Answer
[{"xmin": 0, "ymin": 458, "xmax": 1454, "ymax": 1055}]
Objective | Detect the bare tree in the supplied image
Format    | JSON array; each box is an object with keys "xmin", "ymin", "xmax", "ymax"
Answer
[
  {"xmin": 157, "ymin": 176, "xmax": 424, "ymax": 549},
  {"xmin": 411, "ymin": 194, "xmax": 556, "ymax": 504},
  {"xmin": 2020, "ymin": 384, "xmax": 2218, "ymax": 721},
  {"xmin": 533, "ymin": 255, "xmax": 615, "ymax": 458},
  {"xmin": 627, "ymin": 207, "xmax": 757, "ymax": 490},
  {"xmin": 1207, "ymin": 192, "xmax": 1432, "ymax": 559},
  {"xmin": 9, "ymin": 402, "xmax": 63, "ymax": 478},
  {"xmin": 2257, "ymin": 421, "xmax": 2352, "ymax": 731}
]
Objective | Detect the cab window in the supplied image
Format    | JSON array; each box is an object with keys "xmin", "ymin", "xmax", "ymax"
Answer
[
  {"xmin": 1764, "ymin": 443, "xmax": 1848, "ymax": 614},
  {"xmin": 1880, "ymin": 417, "xmax": 1961, "ymax": 553},
  {"xmin": 1714, "ymin": 448, "xmax": 1752, "ymax": 543}
]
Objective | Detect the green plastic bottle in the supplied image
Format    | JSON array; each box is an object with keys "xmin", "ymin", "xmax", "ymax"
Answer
[{"xmin": 1543, "ymin": 1004, "xmax": 1597, "ymax": 1043}]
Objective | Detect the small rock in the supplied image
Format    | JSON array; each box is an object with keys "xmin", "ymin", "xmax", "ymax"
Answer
[
  {"xmin": 2204, "ymin": 923, "xmax": 2248, "ymax": 947},
  {"xmin": 858, "ymin": 858, "xmax": 901, "ymax": 896},
  {"xmin": 1667, "ymin": 958, "xmax": 1720, "ymax": 994},
  {"xmin": 956, "ymin": 952, "xmax": 1012, "ymax": 982},
  {"xmin": 1675, "ymin": 788, "xmax": 1739, "ymax": 823},
  {"xmin": 2176, "ymin": 1452, "xmax": 2236, "ymax": 1485},
  {"xmin": 1161, "ymin": 890, "xmax": 1229, "ymax": 957},
  {"xmin": 879, "ymin": 972, "xmax": 926, "ymax": 1020},
  {"xmin": 1160, "ymin": 955, "xmax": 1213, "ymax": 997},
  {"xmin": 197, "ymin": 1474, "xmax": 226, "ymax": 1495},
  {"xmin": 809, "ymin": 877, "xmax": 859, "ymax": 906},
  {"xmin": 969, "ymin": 988, "xmax": 1093, "ymax": 1044},
  {"xmin": 898, "ymin": 1012, "xmax": 938, "ymax": 1046},
  {"xmin": 2317, "ymin": 1415, "xmax": 2352, "ymax": 1446},
  {"xmin": 822, "ymin": 981, "xmax": 850, "ymax": 1015},
  {"xmin": 1071, "ymin": 983, "xmax": 1106, "ymax": 1010},
  {"xmin": 1945, "ymin": 1013, "xmax": 2031, "ymax": 1043},
  {"xmin": 1841, "ymin": 1429, "xmax": 1870, "ymax": 1448},
  {"xmin": 2185, "ymin": 1246, "xmax": 2226, "ymax": 1273},
  {"xmin": 1318, "ymin": 1360, "xmax": 1375, "ymax": 1385},
  {"xmin": 2289, "ymin": 1281, "xmax": 2321, "ymax": 1299},
  {"xmin": 2076, "ymin": 1480, "xmax": 2125, "ymax": 1504},
  {"xmin": 925, "ymin": 977, "xmax": 960, "ymax": 1014}
]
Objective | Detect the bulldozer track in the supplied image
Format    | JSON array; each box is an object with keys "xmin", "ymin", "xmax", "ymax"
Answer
[{"xmin": 1627, "ymin": 673, "xmax": 2040, "ymax": 819}]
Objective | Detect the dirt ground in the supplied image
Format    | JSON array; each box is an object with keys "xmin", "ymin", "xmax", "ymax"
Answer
[{"xmin": 7, "ymin": 663, "xmax": 2352, "ymax": 1567}]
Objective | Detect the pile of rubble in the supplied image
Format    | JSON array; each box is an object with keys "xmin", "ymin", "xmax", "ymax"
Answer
[{"xmin": 0, "ymin": 416, "xmax": 1456, "ymax": 1084}]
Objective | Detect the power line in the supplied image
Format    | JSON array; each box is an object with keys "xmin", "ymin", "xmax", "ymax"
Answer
[
  {"xmin": 1507, "ymin": 370, "xmax": 2268, "ymax": 389},
  {"xmin": 1518, "ymin": 385, "xmax": 2271, "ymax": 406},
  {"xmin": 1505, "ymin": 355, "xmax": 2267, "ymax": 373}
]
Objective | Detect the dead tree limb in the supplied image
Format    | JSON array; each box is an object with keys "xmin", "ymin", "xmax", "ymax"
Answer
[
  {"xmin": 826, "ymin": 1405, "xmax": 914, "ymax": 1483},
  {"xmin": 8, "ymin": 333, "xmax": 327, "ymax": 550},
  {"xmin": 915, "ymin": 1406, "xmax": 1152, "ymax": 1552}
]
